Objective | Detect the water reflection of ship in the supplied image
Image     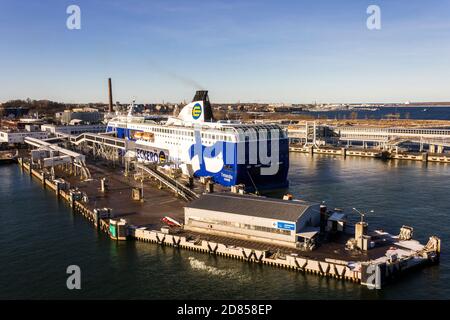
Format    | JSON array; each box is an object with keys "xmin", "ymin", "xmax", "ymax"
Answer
[
  {"xmin": 353, "ymin": 107, "xmax": 379, "ymax": 111},
  {"xmin": 384, "ymin": 112, "xmax": 401, "ymax": 119}
]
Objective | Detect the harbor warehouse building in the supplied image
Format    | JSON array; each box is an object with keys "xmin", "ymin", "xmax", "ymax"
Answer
[{"xmin": 184, "ymin": 193, "xmax": 320, "ymax": 247}]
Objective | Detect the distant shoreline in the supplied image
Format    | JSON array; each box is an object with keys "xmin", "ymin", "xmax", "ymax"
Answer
[{"xmin": 379, "ymin": 104, "xmax": 450, "ymax": 107}]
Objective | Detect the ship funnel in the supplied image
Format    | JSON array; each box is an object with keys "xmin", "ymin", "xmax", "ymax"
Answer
[
  {"xmin": 192, "ymin": 90, "xmax": 209, "ymax": 102},
  {"xmin": 192, "ymin": 90, "xmax": 214, "ymax": 122},
  {"xmin": 177, "ymin": 90, "xmax": 215, "ymax": 123}
]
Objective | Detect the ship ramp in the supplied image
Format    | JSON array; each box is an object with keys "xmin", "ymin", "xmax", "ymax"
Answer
[{"xmin": 136, "ymin": 163, "xmax": 199, "ymax": 202}]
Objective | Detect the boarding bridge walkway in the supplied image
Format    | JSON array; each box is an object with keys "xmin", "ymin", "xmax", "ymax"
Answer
[
  {"xmin": 336, "ymin": 126, "xmax": 450, "ymax": 149},
  {"xmin": 287, "ymin": 124, "xmax": 450, "ymax": 149},
  {"xmin": 136, "ymin": 163, "xmax": 199, "ymax": 202},
  {"xmin": 59, "ymin": 133, "xmax": 200, "ymax": 200},
  {"xmin": 55, "ymin": 132, "xmax": 129, "ymax": 150},
  {"xmin": 24, "ymin": 136, "xmax": 91, "ymax": 179},
  {"xmin": 55, "ymin": 132, "xmax": 133, "ymax": 162}
]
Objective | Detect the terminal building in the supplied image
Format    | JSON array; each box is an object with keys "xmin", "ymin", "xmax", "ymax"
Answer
[
  {"xmin": 41, "ymin": 124, "xmax": 106, "ymax": 135},
  {"xmin": 184, "ymin": 193, "xmax": 320, "ymax": 248},
  {"xmin": 0, "ymin": 128, "xmax": 49, "ymax": 144},
  {"xmin": 59, "ymin": 108, "xmax": 104, "ymax": 125}
]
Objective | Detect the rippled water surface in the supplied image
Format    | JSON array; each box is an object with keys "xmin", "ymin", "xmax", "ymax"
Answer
[{"xmin": 1, "ymin": 155, "xmax": 448, "ymax": 299}]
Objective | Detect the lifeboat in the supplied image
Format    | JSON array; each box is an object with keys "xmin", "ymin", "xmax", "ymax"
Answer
[
  {"xmin": 142, "ymin": 132, "xmax": 154, "ymax": 142},
  {"xmin": 134, "ymin": 131, "xmax": 144, "ymax": 139}
]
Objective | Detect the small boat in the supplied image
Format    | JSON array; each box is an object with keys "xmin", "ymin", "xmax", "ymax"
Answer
[
  {"xmin": 161, "ymin": 216, "xmax": 182, "ymax": 227},
  {"xmin": 0, "ymin": 150, "xmax": 18, "ymax": 164}
]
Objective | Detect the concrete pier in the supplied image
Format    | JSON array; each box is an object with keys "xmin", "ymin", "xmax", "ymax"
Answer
[
  {"xmin": 289, "ymin": 146, "xmax": 450, "ymax": 163},
  {"xmin": 16, "ymin": 157, "xmax": 441, "ymax": 289}
]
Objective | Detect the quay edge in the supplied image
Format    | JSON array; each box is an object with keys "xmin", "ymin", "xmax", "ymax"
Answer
[{"xmin": 16, "ymin": 158, "xmax": 441, "ymax": 290}]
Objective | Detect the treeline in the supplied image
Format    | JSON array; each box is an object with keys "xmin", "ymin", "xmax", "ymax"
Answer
[{"xmin": 1, "ymin": 99, "xmax": 68, "ymax": 116}]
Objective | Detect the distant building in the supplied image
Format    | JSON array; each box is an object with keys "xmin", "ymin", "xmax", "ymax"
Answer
[
  {"xmin": 60, "ymin": 107, "xmax": 103, "ymax": 124},
  {"xmin": 0, "ymin": 106, "xmax": 30, "ymax": 118},
  {"xmin": 55, "ymin": 112, "xmax": 64, "ymax": 120},
  {"xmin": 3, "ymin": 118, "xmax": 46, "ymax": 130},
  {"xmin": 41, "ymin": 124, "xmax": 106, "ymax": 135},
  {"xmin": 0, "ymin": 129, "xmax": 48, "ymax": 144}
]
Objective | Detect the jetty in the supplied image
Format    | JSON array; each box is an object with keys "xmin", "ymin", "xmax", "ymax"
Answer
[{"xmin": 16, "ymin": 150, "xmax": 441, "ymax": 289}]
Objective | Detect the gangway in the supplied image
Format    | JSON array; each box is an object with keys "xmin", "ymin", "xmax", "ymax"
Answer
[
  {"xmin": 56, "ymin": 132, "xmax": 132, "ymax": 162},
  {"xmin": 58, "ymin": 133, "xmax": 199, "ymax": 200},
  {"xmin": 56, "ymin": 132, "xmax": 129, "ymax": 150},
  {"xmin": 24, "ymin": 136, "xmax": 91, "ymax": 179},
  {"xmin": 336, "ymin": 126, "xmax": 450, "ymax": 149},
  {"xmin": 136, "ymin": 163, "xmax": 199, "ymax": 202}
]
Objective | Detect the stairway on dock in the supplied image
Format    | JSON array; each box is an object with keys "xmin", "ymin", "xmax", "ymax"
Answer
[{"xmin": 136, "ymin": 163, "xmax": 199, "ymax": 202}]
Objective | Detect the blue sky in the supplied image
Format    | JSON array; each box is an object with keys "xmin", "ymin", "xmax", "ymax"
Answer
[{"xmin": 1, "ymin": 0, "xmax": 450, "ymax": 103}]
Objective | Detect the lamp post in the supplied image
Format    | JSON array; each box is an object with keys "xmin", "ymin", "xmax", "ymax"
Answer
[
  {"xmin": 352, "ymin": 208, "xmax": 374, "ymax": 251},
  {"xmin": 352, "ymin": 207, "xmax": 374, "ymax": 223}
]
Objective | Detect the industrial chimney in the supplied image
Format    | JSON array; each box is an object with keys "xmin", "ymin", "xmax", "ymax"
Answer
[{"xmin": 108, "ymin": 78, "xmax": 113, "ymax": 113}]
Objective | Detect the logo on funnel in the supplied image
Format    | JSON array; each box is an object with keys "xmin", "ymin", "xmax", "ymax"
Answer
[{"xmin": 192, "ymin": 103, "xmax": 202, "ymax": 120}]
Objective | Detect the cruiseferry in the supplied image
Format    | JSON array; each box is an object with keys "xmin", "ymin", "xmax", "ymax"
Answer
[{"xmin": 106, "ymin": 91, "xmax": 289, "ymax": 191}]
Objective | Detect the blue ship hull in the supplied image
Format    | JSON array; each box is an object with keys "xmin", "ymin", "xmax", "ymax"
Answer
[{"xmin": 108, "ymin": 125, "xmax": 289, "ymax": 191}]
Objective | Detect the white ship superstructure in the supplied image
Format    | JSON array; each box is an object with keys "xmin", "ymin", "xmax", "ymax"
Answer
[{"xmin": 106, "ymin": 91, "xmax": 289, "ymax": 190}]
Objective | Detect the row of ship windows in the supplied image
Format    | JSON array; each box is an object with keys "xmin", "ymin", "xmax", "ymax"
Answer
[
  {"xmin": 153, "ymin": 132, "xmax": 280, "ymax": 142},
  {"xmin": 160, "ymin": 140, "xmax": 222, "ymax": 146},
  {"xmin": 151, "ymin": 131, "xmax": 233, "ymax": 141},
  {"xmin": 188, "ymin": 217, "xmax": 292, "ymax": 235},
  {"xmin": 130, "ymin": 127, "xmax": 284, "ymax": 141},
  {"xmin": 121, "ymin": 125, "xmax": 232, "ymax": 142}
]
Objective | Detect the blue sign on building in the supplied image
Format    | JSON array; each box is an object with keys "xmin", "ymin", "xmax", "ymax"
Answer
[{"xmin": 276, "ymin": 221, "xmax": 295, "ymax": 231}]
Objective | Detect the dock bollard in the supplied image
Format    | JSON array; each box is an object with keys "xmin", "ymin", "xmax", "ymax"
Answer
[
  {"xmin": 41, "ymin": 172, "xmax": 46, "ymax": 187},
  {"xmin": 100, "ymin": 178, "xmax": 106, "ymax": 192}
]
